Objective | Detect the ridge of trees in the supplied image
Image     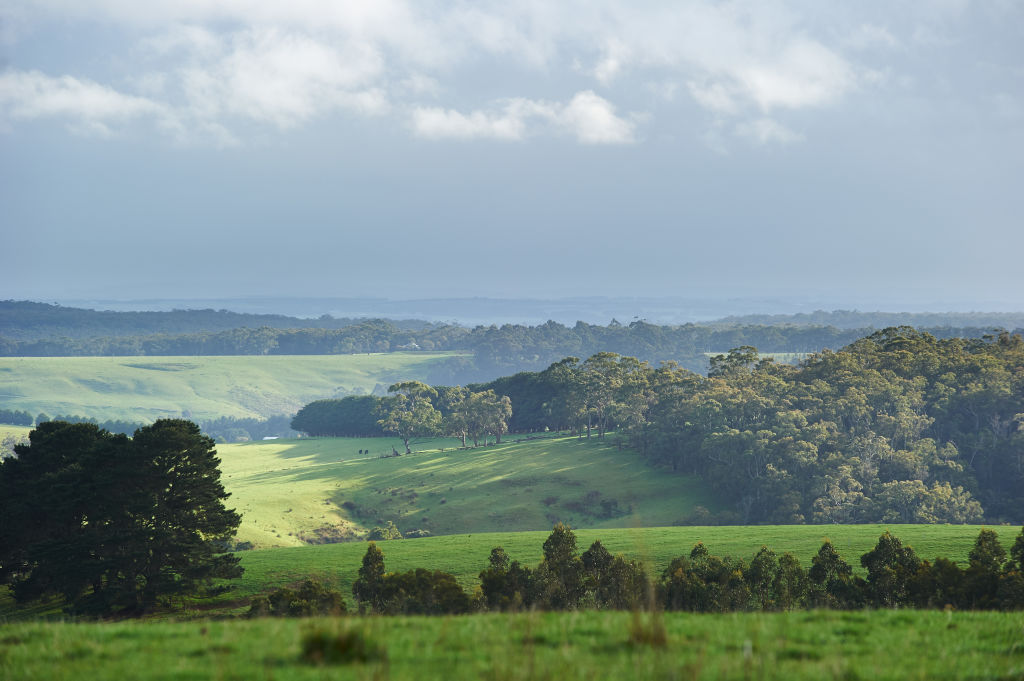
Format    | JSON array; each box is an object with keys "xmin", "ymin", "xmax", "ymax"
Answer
[
  {"xmin": 337, "ymin": 524, "xmax": 1024, "ymax": 615},
  {"xmin": 709, "ymin": 309, "xmax": 1024, "ymax": 330},
  {"xmin": 0, "ymin": 300, "xmax": 433, "ymax": 341}
]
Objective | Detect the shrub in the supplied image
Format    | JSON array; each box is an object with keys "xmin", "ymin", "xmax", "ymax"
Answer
[
  {"xmin": 300, "ymin": 627, "xmax": 385, "ymax": 665},
  {"xmin": 404, "ymin": 529, "xmax": 432, "ymax": 539},
  {"xmin": 367, "ymin": 521, "xmax": 402, "ymax": 540},
  {"xmin": 247, "ymin": 578, "xmax": 347, "ymax": 617}
]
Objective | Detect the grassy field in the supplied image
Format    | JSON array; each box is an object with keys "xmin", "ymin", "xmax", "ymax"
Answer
[
  {"xmin": 0, "ymin": 353, "xmax": 463, "ymax": 423},
  {"xmin": 219, "ymin": 435, "xmax": 719, "ymax": 548},
  {"xmin": 0, "ymin": 424, "xmax": 30, "ymax": 440},
  {"xmin": 2, "ymin": 610, "xmax": 1022, "ymax": 680}
]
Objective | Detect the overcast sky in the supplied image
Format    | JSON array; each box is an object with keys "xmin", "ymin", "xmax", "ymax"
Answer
[{"xmin": 1, "ymin": 1, "xmax": 1021, "ymax": 309}]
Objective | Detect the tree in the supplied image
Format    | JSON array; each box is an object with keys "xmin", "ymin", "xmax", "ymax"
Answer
[
  {"xmin": 377, "ymin": 381, "xmax": 442, "ymax": 454},
  {"xmin": 860, "ymin": 532, "xmax": 920, "ymax": 607},
  {"xmin": 535, "ymin": 523, "xmax": 585, "ymax": 609},
  {"xmin": 352, "ymin": 542, "xmax": 387, "ymax": 613},
  {"xmin": 0, "ymin": 420, "xmax": 242, "ymax": 615}
]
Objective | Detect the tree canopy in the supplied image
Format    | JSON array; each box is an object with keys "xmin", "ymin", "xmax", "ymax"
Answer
[{"xmin": 0, "ymin": 419, "xmax": 243, "ymax": 615}]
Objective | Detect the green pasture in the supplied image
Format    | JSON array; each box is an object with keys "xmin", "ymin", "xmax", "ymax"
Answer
[
  {"xmin": 3, "ymin": 610, "xmax": 1022, "ymax": 680},
  {"xmin": 0, "ymin": 424, "xmax": 30, "ymax": 441},
  {"xmin": 219, "ymin": 434, "xmax": 718, "ymax": 548},
  {"xmin": 0, "ymin": 353, "xmax": 462, "ymax": 423}
]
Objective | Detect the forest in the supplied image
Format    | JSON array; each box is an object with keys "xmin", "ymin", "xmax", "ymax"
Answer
[{"xmin": 292, "ymin": 327, "xmax": 1024, "ymax": 525}]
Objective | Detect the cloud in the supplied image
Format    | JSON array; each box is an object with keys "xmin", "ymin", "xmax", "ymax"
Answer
[
  {"xmin": 6, "ymin": 1, "xmax": 1001, "ymax": 145},
  {"xmin": 412, "ymin": 91, "xmax": 635, "ymax": 145},
  {"xmin": 411, "ymin": 105, "xmax": 526, "ymax": 141},
  {"xmin": 558, "ymin": 91, "xmax": 635, "ymax": 144},
  {"xmin": 178, "ymin": 28, "xmax": 388, "ymax": 129},
  {"xmin": 0, "ymin": 69, "xmax": 168, "ymax": 136}
]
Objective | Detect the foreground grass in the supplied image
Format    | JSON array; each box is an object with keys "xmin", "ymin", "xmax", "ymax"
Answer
[
  {"xmin": 219, "ymin": 435, "xmax": 718, "ymax": 547},
  {"xmin": 0, "ymin": 353, "xmax": 462, "ymax": 423},
  {"xmin": 2, "ymin": 610, "xmax": 1022, "ymax": 680}
]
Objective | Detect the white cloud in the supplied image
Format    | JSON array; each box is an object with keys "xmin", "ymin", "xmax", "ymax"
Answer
[
  {"xmin": 412, "ymin": 91, "xmax": 635, "ymax": 145},
  {"xmin": 736, "ymin": 39, "xmax": 854, "ymax": 111},
  {"xmin": 6, "ymin": 1, "xmax": 988, "ymax": 145},
  {"xmin": 558, "ymin": 91, "xmax": 635, "ymax": 144},
  {"xmin": 411, "ymin": 106, "xmax": 527, "ymax": 141},
  {"xmin": 179, "ymin": 29, "xmax": 388, "ymax": 129},
  {"xmin": 0, "ymin": 69, "xmax": 168, "ymax": 136}
]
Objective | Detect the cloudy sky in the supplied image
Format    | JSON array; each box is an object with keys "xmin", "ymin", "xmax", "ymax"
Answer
[{"xmin": 1, "ymin": 1, "xmax": 1021, "ymax": 309}]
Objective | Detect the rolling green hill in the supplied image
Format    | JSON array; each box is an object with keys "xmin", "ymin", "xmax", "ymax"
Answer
[
  {"xmin": 219, "ymin": 435, "xmax": 719, "ymax": 548},
  {"xmin": 0, "ymin": 353, "xmax": 463, "ymax": 423}
]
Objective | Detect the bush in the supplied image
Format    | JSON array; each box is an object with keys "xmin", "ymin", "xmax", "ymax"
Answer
[
  {"xmin": 300, "ymin": 627, "xmax": 385, "ymax": 665},
  {"xmin": 247, "ymin": 579, "xmax": 347, "ymax": 617},
  {"xmin": 404, "ymin": 529, "xmax": 432, "ymax": 539},
  {"xmin": 367, "ymin": 521, "xmax": 402, "ymax": 541}
]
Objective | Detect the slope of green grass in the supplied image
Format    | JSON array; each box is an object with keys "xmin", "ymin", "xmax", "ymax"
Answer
[
  {"xmin": 0, "ymin": 424, "xmax": 31, "ymax": 440},
  {"xmin": 220, "ymin": 435, "xmax": 719, "ymax": 548},
  {"xmin": 3, "ymin": 610, "xmax": 1023, "ymax": 680},
  {"xmin": 0, "ymin": 353, "xmax": 463, "ymax": 423}
]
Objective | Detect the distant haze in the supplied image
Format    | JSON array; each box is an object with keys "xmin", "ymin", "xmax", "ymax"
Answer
[
  {"xmin": 55, "ymin": 296, "xmax": 1024, "ymax": 328},
  {"xmin": 1, "ymin": 2, "xmax": 1021, "ymax": 305}
]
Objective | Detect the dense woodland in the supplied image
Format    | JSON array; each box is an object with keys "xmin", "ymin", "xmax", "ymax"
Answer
[{"xmin": 293, "ymin": 328, "xmax": 1024, "ymax": 525}]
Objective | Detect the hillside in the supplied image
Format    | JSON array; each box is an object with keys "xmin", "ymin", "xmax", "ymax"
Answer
[
  {"xmin": 0, "ymin": 353, "xmax": 462, "ymax": 423},
  {"xmin": 219, "ymin": 435, "xmax": 719, "ymax": 548}
]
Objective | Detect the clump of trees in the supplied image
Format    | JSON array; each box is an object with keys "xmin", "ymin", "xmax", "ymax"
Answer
[
  {"xmin": 0, "ymin": 420, "xmax": 243, "ymax": 615},
  {"xmin": 247, "ymin": 578, "xmax": 347, "ymax": 617},
  {"xmin": 351, "ymin": 542, "xmax": 470, "ymax": 615},
  {"xmin": 290, "ymin": 382, "xmax": 514, "ymax": 450}
]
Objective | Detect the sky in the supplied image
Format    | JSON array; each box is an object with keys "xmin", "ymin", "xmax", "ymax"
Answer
[{"xmin": 1, "ymin": 1, "xmax": 1022, "ymax": 310}]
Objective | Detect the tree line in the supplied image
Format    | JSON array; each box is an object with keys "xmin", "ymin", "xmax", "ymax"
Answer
[
  {"xmin": 250, "ymin": 523, "xmax": 1024, "ymax": 617},
  {"xmin": 0, "ymin": 300, "xmax": 431, "ymax": 341},
  {"xmin": 3, "ymin": 305, "xmax": 1016, "ymax": 385}
]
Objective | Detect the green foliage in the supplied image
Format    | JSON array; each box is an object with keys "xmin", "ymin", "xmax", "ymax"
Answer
[
  {"xmin": 351, "ymin": 542, "xmax": 469, "ymax": 615},
  {"xmin": 378, "ymin": 382, "xmax": 443, "ymax": 454},
  {"xmin": 291, "ymin": 396, "xmax": 384, "ymax": 437},
  {"xmin": 367, "ymin": 521, "xmax": 403, "ymax": 541},
  {"xmin": 247, "ymin": 578, "xmax": 346, "ymax": 617},
  {"xmin": 0, "ymin": 420, "xmax": 242, "ymax": 614}
]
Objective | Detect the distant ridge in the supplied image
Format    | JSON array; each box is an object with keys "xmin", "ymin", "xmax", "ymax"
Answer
[
  {"xmin": 709, "ymin": 309, "xmax": 1024, "ymax": 330},
  {"xmin": 0, "ymin": 300, "xmax": 433, "ymax": 341}
]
